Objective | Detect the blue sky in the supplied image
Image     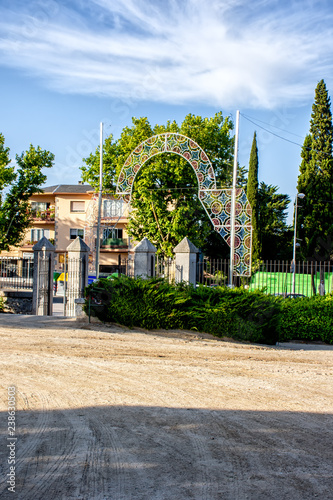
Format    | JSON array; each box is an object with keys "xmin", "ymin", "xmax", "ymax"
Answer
[{"xmin": 1, "ymin": 0, "xmax": 333, "ymax": 223}]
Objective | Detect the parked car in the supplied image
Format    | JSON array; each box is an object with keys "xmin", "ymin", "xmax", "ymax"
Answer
[{"xmin": 285, "ymin": 293, "xmax": 306, "ymax": 299}]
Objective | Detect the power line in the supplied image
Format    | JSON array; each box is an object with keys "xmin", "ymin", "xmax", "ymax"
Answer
[
  {"xmin": 241, "ymin": 112, "xmax": 333, "ymax": 158},
  {"xmin": 240, "ymin": 113, "xmax": 304, "ymax": 148},
  {"xmin": 241, "ymin": 113, "xmax": 305, "ymax": 139}
]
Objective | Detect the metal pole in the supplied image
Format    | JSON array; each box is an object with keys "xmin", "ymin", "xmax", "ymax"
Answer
[
  {"xmin": 292, "ymin": 194, "xmax": 298, "ymax": 295},
  {"xmin": 229, "ymin": 110, "xmax": 240, "ymax": 287},
  {"xmin": 95, "ymin": 122, "xmax": 103, "ymax": 279},
  {"xmin": 292, "ymin": 193, "xmax": 305, "ymax": 294}
]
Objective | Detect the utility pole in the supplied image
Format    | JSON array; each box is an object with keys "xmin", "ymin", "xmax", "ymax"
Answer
[
  {"xmin": 95, "ymin": 122, "xmax": 103, "ymax": 279},
  {"xmin": 229, "ymin": 110, "xmax": 240, "ymax": 287}
]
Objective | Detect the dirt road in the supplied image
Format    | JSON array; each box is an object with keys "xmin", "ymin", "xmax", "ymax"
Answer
[{"xmin": 0, "ymin": 314, "xmax": 332, "ymax": 499}]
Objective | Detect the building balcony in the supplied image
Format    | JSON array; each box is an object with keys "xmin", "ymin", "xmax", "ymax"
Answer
[
  {"xmin": 20, "ymin": 238, "xmax": 55, "ymax": 248},
  {"xmin": 100, "ymin": 238, "xmax": 129, "ymax": 249},
  {"xmin": 32, "ymin": 210, "xmax": 55, "ymax": 222}
]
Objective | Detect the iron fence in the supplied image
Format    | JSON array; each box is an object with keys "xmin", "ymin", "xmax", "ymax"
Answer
[
  {"xmin": 0, "ymin": 257, "xmax": 34, "ymax": 290},
  {"xmin": 89, "ymin": 256, "xmax": 333, "ymax": 297},
  {"xmin": 248, "ymin": 260, "xmax": 333, "ymax": 297},
  {"xmin": 155, "ymin": 256, "xmax": 175, "ymax": 282},
  {"xmin": 154, "ymin": 257, "xmax": 333, "ymax": 296}
]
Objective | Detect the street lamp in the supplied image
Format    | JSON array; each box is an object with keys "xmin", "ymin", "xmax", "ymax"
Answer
[{"xmin": 292, "ymin": 192, "xmax": 305, "ymax": 294}]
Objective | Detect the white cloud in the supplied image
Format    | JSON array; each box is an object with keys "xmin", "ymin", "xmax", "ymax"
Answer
[{"xmin": 0, "ymin": 0, "xmax": 332, "ymax": 109}]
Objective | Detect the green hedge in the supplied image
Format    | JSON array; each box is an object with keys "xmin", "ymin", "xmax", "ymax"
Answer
[
  {"xmin": 84, "ymin": 276, "xmax": 333, "ymax": 345},
  {"xmin": 277, "ymin": 295, "xmax": 333, "ymax": 344}
]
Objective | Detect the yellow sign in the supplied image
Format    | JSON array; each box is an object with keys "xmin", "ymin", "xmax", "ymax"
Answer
[
  {"xmin": 58, "ymin": 254, "xmax": 68, "ymax": 264},
  {"xmin": 57, "ymin": 273, "xmax": 68, "ymax": 281}
]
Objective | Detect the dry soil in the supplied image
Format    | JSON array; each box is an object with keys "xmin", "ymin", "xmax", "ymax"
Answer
[{"xmin": 0, "ymin": 314, "xmax": 332, "ymax": 500}]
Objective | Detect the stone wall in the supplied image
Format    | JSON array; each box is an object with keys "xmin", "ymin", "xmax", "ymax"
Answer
[{"xmin": 0, "ymin": 291, "xmax": 33, "ymax": 314}]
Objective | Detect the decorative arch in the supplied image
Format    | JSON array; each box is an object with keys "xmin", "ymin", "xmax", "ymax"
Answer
[{"xmin": 116, "ymin": 133, "xmax": 252, "ymax": 276}]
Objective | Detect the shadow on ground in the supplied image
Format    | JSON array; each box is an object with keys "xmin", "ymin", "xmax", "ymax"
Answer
[{"xmin": 0, "ymin": 404, "xmax": 332, "ymax": 500}]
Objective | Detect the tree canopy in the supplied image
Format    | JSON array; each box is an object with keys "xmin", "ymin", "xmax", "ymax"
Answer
[
  {"xmin": 297, "ymin": 79, "xmax": 333, "ymax": 259},
  {"xmin": 246, "ymin": 132, "xmax": 260, "ymax": 261},
  {"xmin": 257, "ymin": 182, "xmax": 291, "ymax": 260},
  {"xmin": 0, "ymin": 135, "xmax": 54, "ymax": 251},
  {"xmin": 81, "ymin": 113, "xmax": 246, "ymax": 257}
]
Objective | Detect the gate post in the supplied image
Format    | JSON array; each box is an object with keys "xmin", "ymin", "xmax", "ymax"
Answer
[
  {"xmin": 32, "ymin": 237, "xmax": 55, "ymax": 315},
  {"xmin": 173, "ymin": 237, "xmax": 199, "ymax": 286},
  {"xmin": 132, "ymin": 237, "xmax": 157, "ymax": 278},
  {"xmin": 66, "ymin": 237, "xmax": 90, "ymax": 317}
]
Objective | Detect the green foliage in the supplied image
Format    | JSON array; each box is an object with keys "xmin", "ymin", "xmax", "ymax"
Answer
[
  {"xmin": 0, "ymin": 139, "xmax": 54, "ymax": 251},
  {"xmin": 247, "ymin": 132, "xmax": 260, "ymax": 261},
  {"xmin": 297, "ymin": 79, "xmax": 333, "ymax": 259},
  {"xmin": 0, "ymin": 134, "xmax": 15, "ymax": 200},
  {"xmin": 85, "ymin": 277, "xmax": 281, "ymax": 345},
  {"xmin": 257, "ymin": 182, "xmax": 292, "ymax": 259},
  {"xmin": 85, "ymin": 277, "xmax": 333, "ymax": 345},
  {"xmin": 277, "ymin": 295, "xmax": 333, "ymax": 344},
  {"xmin": 80, "ymin": 113, "xmax": 239, "ymax": 257},
  {"xmin": 0, "ymin": 296, "xmax": 5, "ymax": 313}
]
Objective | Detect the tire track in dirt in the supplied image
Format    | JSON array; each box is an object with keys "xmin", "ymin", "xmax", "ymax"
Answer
[
  {"xmin": 0, "ymin": 390, "xmax": 52, "ymax": 498},
  {"xmin": 69, "ymin": 358, "xmax": 244, "ymax": 500}
]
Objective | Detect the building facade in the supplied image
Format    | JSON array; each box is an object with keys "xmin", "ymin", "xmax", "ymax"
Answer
[{"xmin": 1, "ymin": 184, "xmax": 131, "ymax": 274}]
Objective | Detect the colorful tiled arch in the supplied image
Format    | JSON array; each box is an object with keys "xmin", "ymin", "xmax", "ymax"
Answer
[{"xmin": 116, "ymin": 133, "xmax": 252, "ymax": 276}]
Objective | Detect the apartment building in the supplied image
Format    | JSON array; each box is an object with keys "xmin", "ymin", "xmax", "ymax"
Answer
[{"xmin": 2, "ymin": 183, "xmax": 130, "ymax": 274}]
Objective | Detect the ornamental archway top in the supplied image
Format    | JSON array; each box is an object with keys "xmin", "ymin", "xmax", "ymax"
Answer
[{"xmin": 116, "ymin": 133, "xmax": 217, "ymax": 198}]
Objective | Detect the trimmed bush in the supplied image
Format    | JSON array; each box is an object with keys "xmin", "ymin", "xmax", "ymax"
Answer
[
  {"xmin": 85, "ymin": 277, "xmax": 280, "ymax": 344},
  {"xmin": 277, "ymin": 295, "xmax": 333, "ymax": 344},
  {"xmin": 84, "ymin": 276, "xmax": 333, "ymax": 345}
]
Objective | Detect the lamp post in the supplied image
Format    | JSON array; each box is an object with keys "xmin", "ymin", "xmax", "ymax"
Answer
[{"xmin": 292, "ymin": 192, "xmax": 305, "ymax": 294}]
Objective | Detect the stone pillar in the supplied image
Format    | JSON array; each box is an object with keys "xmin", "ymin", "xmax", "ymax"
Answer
[
  {"xmin": 32, "ymin": 237, "xmax": 55, "ymax": 315},
  {"xmin": 66, "ymin": 237, "xmax": 90, "ymax": 317},
  {"xmin": 132, "ymin": 237, "xmax": 157, "ymax": 278},
  {"xmin": 173, "ymin": 237, "xmax": 199, "ymax": 286}
]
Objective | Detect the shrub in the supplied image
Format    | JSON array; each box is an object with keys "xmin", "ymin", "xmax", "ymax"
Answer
[
  {"xmin": 84, "ymin": 277, "xmax": 333, "ymax": 345},
  {"xmin": 85, "ymin": 277, "xmax": 281, "ymax": 344},
  {"xmin": 277, "ymin": 295, "xmax": 333, "ymax": 344}
]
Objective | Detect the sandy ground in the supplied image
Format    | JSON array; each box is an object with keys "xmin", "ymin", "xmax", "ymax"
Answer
[{"xmin": 0, "ymin": 314, "xmax": 332, "ymax": 500}]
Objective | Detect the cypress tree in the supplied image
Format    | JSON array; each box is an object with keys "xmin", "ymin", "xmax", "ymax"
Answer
[
  {"xmin": 297, "ymin": 79, "xmax": 333, "ymax": 259},
  {"xmin": 247, "ymin": 132, "xmax": 260, "ymax": 261}
]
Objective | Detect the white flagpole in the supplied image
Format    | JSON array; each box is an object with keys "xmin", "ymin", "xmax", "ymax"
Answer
[
  {"xmin": 95, "ymin": 122, "xmax": 103, "ymax": 279},
  {"xmin": 229, "ymin": 110, "xmax": 240, "ymax": 287}
]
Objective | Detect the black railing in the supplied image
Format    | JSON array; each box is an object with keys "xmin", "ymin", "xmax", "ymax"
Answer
[{"xmin": 0, "ymin": 257, "xmax": 34, "ymax": 290}]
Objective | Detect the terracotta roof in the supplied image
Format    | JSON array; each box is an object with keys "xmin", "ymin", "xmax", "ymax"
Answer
[{"xmin": 42, "ymin": 184, "xmax": 93, "ymax": 194}]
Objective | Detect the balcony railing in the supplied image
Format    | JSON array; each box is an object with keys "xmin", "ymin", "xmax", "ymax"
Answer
[
  {"xmin": 32, "ymin": 210, "xmax": 55, "ymax": 221},
  {"xmin": 100, "ymin": 238, "xmax": 128, "ymax": 249}
]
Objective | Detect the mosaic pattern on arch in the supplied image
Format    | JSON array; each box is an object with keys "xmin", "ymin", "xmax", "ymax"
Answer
[
  {"xmin": 199, "ymin": 188, "xmax": 252, "ymax": 277},
  {"xmin": 116, "ymin": 133, "xmax": 252, "ymax": 276},
  {"xmin": 116, "ymin": 133, "xmax": 217, "ymax": 196}
]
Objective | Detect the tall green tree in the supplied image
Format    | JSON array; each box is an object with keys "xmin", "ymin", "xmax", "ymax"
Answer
[
  {"xmin": 246, "ymin": 132, "xmax": 260, "ymax": 261},
  {"xmin": 0, "ymin": 137, "xmax": 54, "ymax": 251},
  {"xmin": 81, "ymin": 113, "xmax": 237, "ymax": 256},
  {"xmin": 258, "ymin": 182, "xmax": 291, "ymax": 260},
  {"xmin": 297, "ymin": 79, "xmax": 333, "ymax": 259}
]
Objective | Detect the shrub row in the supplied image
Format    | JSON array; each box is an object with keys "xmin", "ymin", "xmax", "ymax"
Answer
[{"xmin": 84, "ymin": 276, "xmax": 333, "ymax": 345}]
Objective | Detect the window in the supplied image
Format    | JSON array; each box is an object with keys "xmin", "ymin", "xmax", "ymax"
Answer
[
  {"xmin": 70, "ymin": 201, "xmax": 85, "ymax": 212},
  {"xmin": 31, "ymin": 202, "xmax": 49, "ymax": 214},
  {"xmin": 30, "ymin": 229, "xmax": 49, "ymax": 241},
  {"xmin": 103, "ymin": 199, "xmax": 123, "ymax": 217},
  {"xmin": 70, "ymin": 228, "xmax": 84, "ymax": 240}
]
